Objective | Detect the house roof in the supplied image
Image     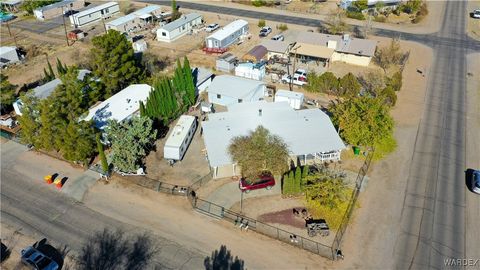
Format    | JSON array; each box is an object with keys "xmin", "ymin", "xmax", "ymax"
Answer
[
  {"xmin": 107, "ymin": 5, "xmax": 161, "ymax": 26},
  {"xmin": 1, "ymin": 0, "xmax": 22, "ymax": 5},
  {"xmin": 164, "ymin": 115, "xmax": 196, "ymax": 148},
  {"xmin": 0, "ymin": 46, "xmax": 16, "ymax": 55},
  {"xmin": 207, "ymin": 75, "xmax": 265, "ymax": 99},
  {"xmin": 297, "ymin": 32, "xmax": 377, "ymax": 57},
  {"xmin": 33, "ymin": 69, "xmax": 90, "ymax": 99},
  {"xmin": 73, "ymin": 1, "xmax": 117, "ymax": 18},
  {"xmin": 202, "ymin": 101, "xmax": 345, "ymax": 167},
  {"xmin": 160, "ymin": 13, "xmax": 202, "ymax": 32},
  {"xmin": 35, "ymin": 0, "xmax": 77, "ymax": 12},
  {"xmin": 83, "ymin": 84, "xmax": 152, "ymax": 130},
  {"xmin": 193, "ymin": 67, "xmax": 213, "ymax": 87},
  {"xmin": 260, "ymin": 39, "xmax": 290, "ymax": 53},
  {"xmin": 217, "ymin": 53, "xmax": 237, "ymax": 63},
  {"xmin": 295, "ymin": 42, "xmax": 335, "ymax": 59},
  {"xmin": 275, "ymin": 89, "xmax": 304, "ymax": 100},
  {"xmin": 242, "ymin": 45, "xmax": 267, "ymax": 62},
  {"xmin": 206, "ymin": 19, "xmax": 248, "ymax": 41}
]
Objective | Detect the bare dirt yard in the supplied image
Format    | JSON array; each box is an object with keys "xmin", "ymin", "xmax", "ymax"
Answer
[{"xmin": 467, "ymin": 0, "xmax": 480, "ymax": 40}]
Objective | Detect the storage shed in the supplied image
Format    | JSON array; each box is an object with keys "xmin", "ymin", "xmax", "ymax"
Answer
[
  {"xmin": 242, "ymin": 45, "xmax": 267, "ymax": 63},
  {"xmin": 34, "ymin": 0, "xmax": 84, "ymax": 21},
  {"xmin": 156, "ymin": 13, "xmax": 203, "ymax": 42},
  {"xmin": 275, "ymin": 89, "xmax": 304, "ymax": 110},
  {"xmin": 205, "ymin": 19, "xmax": 249, "ymax": 49},
  {"xmin": 216, "ymin": 53, "xmax": 237, "ymax": 73},
  {"xmin": 207, "ymin": 75, "xmax": 266, "ymax": 107},
  {"xmin": 164, "ymin": 115, "xmax": 197, "ymax": 161},
  {"xmin": 0, "ymin": 46, "xmax": 19, "ymax": 67},
  {"xmin": 69, "ymin": 1, "xmax": 119, "ymax": 28},
  {"xmin": 106, "ymin": 5, "xmax": 162, "ymax": 33},
  {"xmin": 234, "ymin": 61, "xmax": 266, "ymax": 81}
]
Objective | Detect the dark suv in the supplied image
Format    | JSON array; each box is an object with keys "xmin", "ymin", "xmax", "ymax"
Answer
[
  {"xmin": 21, "ymin": 246, "xmax": 59, "ymax": 270},
  {"xmin": 239, "ymin": 171, "xmax": 275, "ymax": 193}
]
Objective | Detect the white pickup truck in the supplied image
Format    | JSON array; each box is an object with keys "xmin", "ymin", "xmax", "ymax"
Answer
[{"xmin": 281, "ymin": 69, "xmax": 308, "ymax": 86}]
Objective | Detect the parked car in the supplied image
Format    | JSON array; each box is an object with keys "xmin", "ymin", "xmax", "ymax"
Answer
[
  {"xmin": 472, "ymin": 9, "xmax": 480, "ymax": 19},
  {"xmin": 206, "ymin": 23, "xmax": 220, "ymax": 32},
  {"xmin": 469, "ymin": 169, "xmax": 480, "ymax": 194},
  {"xmin": 271, "ymin": 34, "xmax": 284, "ymax": 41},
  {"xmin": 281, "ymin": 69, "xmax": 308, "ymax": 86},
  {"xmin": 21, "ymin": 246, "xmax": 59, "ymax": 270},
  {"xmin": 239, "ymin": 171, "xmax": 275, "ymax": 193},
  {"xmin": 259, "ymin": 26, "xmax": 272, "ymax": 37}
]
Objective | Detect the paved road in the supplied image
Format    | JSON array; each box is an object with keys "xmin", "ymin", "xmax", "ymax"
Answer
[
  {"xmin": 0, "ymin": 142, "xmax": 204, "ymax": 269},
  {"xmin": 145, "ymin": 1, "xmax": 480, "ymax": 269}
]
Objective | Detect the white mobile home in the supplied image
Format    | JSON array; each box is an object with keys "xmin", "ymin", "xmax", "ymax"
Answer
[
  {"xmin": 205, "ymin": 19, "xmax": 249, "ymax": 49},
  {"xmin": 70, "ymin": 1, "xmax": 119, "ymax": 28},
  {"xmin": 106, "ymin": 5, "xmax": 162, "ymax": 33},
  {"xmin": 207, "ymin": 75, "xmax": 266, "ymax": 107},
  {"xmin": 164, "ymin": 115, "xmax": 197, "ymax": 161},
  {"xmin": 156, "ymin": 13, "xmax": 203, "ymax": 42},
  {"xmin": 274, "ymin": 90, "xmax": 304, "ymax": 110}
]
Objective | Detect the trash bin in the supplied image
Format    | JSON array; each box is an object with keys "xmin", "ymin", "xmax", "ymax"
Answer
[
  {"xmin": 54, "ymin": 178, "xmax": 62, "ymax": 189},
  {"xmin": 44, "ymin": 175, "xmax": 53, "ymax": 184},
  {"xmin": 353, "ymin": 146, "xmax": 360, "ymax": 155}
]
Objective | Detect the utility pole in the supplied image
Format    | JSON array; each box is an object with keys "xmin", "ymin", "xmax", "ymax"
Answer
[
  {"xmin": 286, "ymin": 42, "xmax": 296, "ymax": 91},
  {"xmin": 61, "ymin": 6, "xmax": 70, "ymax": 46},
  {"xmin": 290, "ymin": 45, "xmax": 300, "ymax": 91},
  {"xmin": 5, "ymin": 21, "xmax": 18, "ymax": 47}
]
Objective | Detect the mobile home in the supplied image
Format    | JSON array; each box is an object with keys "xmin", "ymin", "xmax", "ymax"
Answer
[
  {"xmin": 69, "ymin": 1, "xmax": 119, "ymax": 28},
  {"xmin": 205, "ymin": 19, "xmax": 249, "ymax": 49},
  {"xmin": 106, "ymin": 5, "xmax": 162, "ymax": 33},
  {"xmin": 164, "ymin": 115, "xmax": 197, "ymax": 161},
  {"xmin": 34, "ymin": 0, "xmax": 84, "ymax": 21},
  {"xmin": 156, "ymin": 13, "xmax": 203, "ymax": 42}
]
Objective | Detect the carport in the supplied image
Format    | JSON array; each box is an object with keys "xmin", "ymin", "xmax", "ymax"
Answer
[{"xmin": 292, "ymin": 43, "xmax": 334, "ymax": 68}]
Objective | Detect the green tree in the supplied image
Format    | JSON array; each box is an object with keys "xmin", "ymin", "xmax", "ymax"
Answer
[
  {"xmin": 52, "ymin": 68, "xmax": 90, "ymax": 120},
  {"xmin": 20, "ymin": 0, "xmax": 59, "ymax": 15},
  {"xmin": 302, "ymin": 165, "xmax": 309, "ymax": 179},
  {"xmin": 96, "ymin": 134, "xmax": 109, "ymax": 174},
  {"xmin": 374, "ymin": 38, "xmax": 403, "ymax": 73},
  {"xmin": 171, "ymin": 0, "xmax": 180, "ymax": 20},
  {"xmin": 59, "ymin": 121, "xmax": 95, "ymax": 164},
  {"xmin": 43, "ymin": 59, "xmax": 55, "ymax": 81},
  {"xmin": 294, "ymin": 166, "xmax": 302, "ymax": 193},
  {"xmin": 387, "ymin": 71, "xmax": 403, "ymax": 92},
  {"xmin": 36, "ymin": 98, "xmax": 58, "ymax": 151},
  {"xmin": 106, "ymin": 117, "xmax": 157, "ymax": 173},
  {"xmin": 361, "ymin": 70, "xmax": 386, "ymax": 97},
  {"xmin": 183, "ymin": 56, "xmax": 196, "ymax": 106},
  {"xmin": 228, "ymin": 126, "xmax": 289, "ymax": 180},
  {"xmin": 330, "ymin": 96, "xmax": 396, "ymax": 157},
  {"xmin": 17, "ymin": 93, "xmax": 40, "ymax": 146},
  {"xmin": 0, "ymin": 73, "xmax": 17, "ymax": 112},
  {"xmin": 56, "ymin": 58, "xmax": 68, "ymax": 76},
  {"xmin": 303, "ymin": 173, "xmax": 349, "ymax": 209},
  {"xmin": 319, "ymin": 72, "xmax": 339, "ymax": 94},
  {"xmin": 283, "ymin": 170, "xmax": 294, "ymax": 195},
  {"xmin": 91, "ymin": 30, "xmax": 145, "ymax": 98},
  {"xmin": 352, "ymin": 0, "xmax": 368, "ymax": 11},
  {"xmin": 338, "ymin": 72, "xmax": 361, "ymax": 97},
  {"xmin": 378, "ymin": 85, "xmax": 397, "ymax": 107}
]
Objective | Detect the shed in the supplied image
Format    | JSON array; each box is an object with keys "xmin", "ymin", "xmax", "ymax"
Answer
[
  {"xmin": 234, "ymin": 61, "xmax": 266, "ymax": 81},
  {"xmin": 164, "ymin": 115, "xmax": 197, "ymax": 161},
  {"xmin": 67, "ymin": 29, "xmax": 85, "ymax": 40},
  {"xmin": 207, "ymin": 75, "xmax": 266, "ymax": 107},
  {"xmin": 69, "ymin": 1, "xmax": 119, "ymax": 27},
  {"xmin": 156, "ymin": 13, "xmax": 203, "ymax": 42},
  {"xmin": 34, "ymin": 0, "xmax": 84, "ymax": 21},
  {"xmin": 216, "ymin": 53, "xmax": 237, "ymax": 73},
  {"xmin": 242, "ymin": 45, "xmax": 267, "ymax": 63},
  {"xmin": 274, "ymin": 89, "xmax": 304, "ymax": 109},
  {"xmin": 0, "ymin": 46, "xmax": 19, "ymax": 67},
  {"xmin": 132, "ymin": 39, "xmax": 147, "ymax": 52},
  {"xmin": 205, "ymin": 19, "xmax": 249, "ymax": 49}
]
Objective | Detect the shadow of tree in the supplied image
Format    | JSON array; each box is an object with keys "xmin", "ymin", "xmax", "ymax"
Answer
[
  {"xmin": 77, "ymin": 228, "xmax": 158, "ymax": 270},
  {"xmin": 204, "ymin": 245, "xmax": 244, "ymax": 270}
]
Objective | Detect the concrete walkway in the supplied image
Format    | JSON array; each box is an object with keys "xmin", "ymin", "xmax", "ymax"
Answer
[{"xmin": 61, "ymin": 170, "xmax": 100, "ymax": 202}]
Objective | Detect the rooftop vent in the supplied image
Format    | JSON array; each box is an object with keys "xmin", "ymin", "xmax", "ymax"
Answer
[{"xmin": 258, "ymin": 109, "xmax": 262, "ymax": 116}]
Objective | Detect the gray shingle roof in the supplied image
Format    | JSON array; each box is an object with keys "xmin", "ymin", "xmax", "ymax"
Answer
[
  {"xmin": 160, "ymin": 13, "xmax": 202, "ymax": 32},
  {"xmin": 297, "ymin": 32, "xmax": 377, "ymax": 57}
]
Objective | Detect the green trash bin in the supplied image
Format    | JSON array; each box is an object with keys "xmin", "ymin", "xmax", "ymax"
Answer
[{"xmin": 353, "ymin": 146, "xmax": 360, "ymax": 155}]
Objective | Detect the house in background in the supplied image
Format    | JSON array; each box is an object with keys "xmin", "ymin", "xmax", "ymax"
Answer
[
  {"xmin": 0, "ymin": 46, "xmax": 20, "ymax": 68},
  {"xmin": 296, "ymin": 32, "xmax": 377, "ymax": 66},
  {"xmin": 205, "ymin": 19, "xmax": 249, "ymax": 50},
  {"xmin": 192, "ymin": 67, "xmax": 214, "ymax": 95},
  {"xmin": 207, "ymin": 75, "xmax": 266, "ymax": 107},
  {"xmin": 83, "ymin": 84, "xmax": 152, "ymax": 130},
  {"xmin": 260, "ymin": 39, "xmax": 290, "ymax": 60},
  {"xmin": 1, "ymin": 0, "xmax": 23, "ymax": 12},
  {"xmin": 216, "ymin": 53, "xmax": 237, "ymax": 73},
  {"xmin": 34, "ymin": 0, "xmax": 84, "ymax": 21},
  {"xmin": 106, "ymin": 5, "xmax": 162, "ymax": 33},
  {"xmin": 69, "ymin": 1, "xmax": 119, "ymax": 28},
  {"xmin": 242, "ymin": 45, "xmax": 267, "ymax": 63},
  {"xmin": 13, "ymin": 69, "xmax": 91, "ymax": 116},
  {"xmin": 156, "ymin": 13, "xmax": 203, "ymax": 42},
  {"xmin": 201, "ymin": 101, "xmax": 346, "ymax": 178}
]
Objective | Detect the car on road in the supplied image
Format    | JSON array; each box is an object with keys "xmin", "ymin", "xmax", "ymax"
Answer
[
  {"xmin": 206, "ymin": 23, "xmax": 219, "ymax": 32},
  {"xmin": 259, "ymin": 26, "xmax": 272, "ymax": 37},
  {"xmin": 239, "ymin": 171, "xmax": 275, "ymax": 193},
  {"xmin": 472, "ymin": 9, "xmax": 480, "ymax": 19},
  {"xmin": 469, "ymin": 169, "xmax": 480, "ymax": 194},
  {"xmin": 21, "ymin": 246, "xmax": 59, "ymax": 270},
  {"xmin": 271, "ymin": 34, "xmax": 284, "ymax": 41}
]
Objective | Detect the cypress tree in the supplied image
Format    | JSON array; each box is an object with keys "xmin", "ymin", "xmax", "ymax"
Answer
[
  {"xmin": 139, "ymin": 101, "xmax": 146, "ymax": 117},
  {"xmin": 43, "ymin": 68, "xmax": 51, "ymax": 81},
  {"xmin": 294, "ymin": 166, "xmax": 302, "ymax": 193},
  {"xmin": 288, "ymin": 170, "xmax": 294, "ymax": 194},
  {"xmin": 183, "ymin": 56, "xmax": 195, "ymax": 106},
  {"xmin": 96, "ymin": 134, "xmax": 109, "ymax": 174},
  {"xmin": 47, "ymin": 59, "xmax": 55, "ymax": 79},
  {"xmin": 302, "ymin": 165, "xmax": 309, "ymax": 179},
  {"xmin": 56, "ymin": 58, "xmax": 66, "ymax": 75}
]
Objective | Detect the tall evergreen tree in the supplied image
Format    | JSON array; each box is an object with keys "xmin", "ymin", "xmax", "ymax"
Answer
[
  {"xmin": 183, "ymin": 56, "xmax": 196, "ymax": 106},
  {"xmin": 47, "ymin": 59, "xmax": 55, "ymax": 80},
  {"xmin": 96, "ymin": 133, "xmax": 109, "ymax": 174},
  {"xmin": 17, "ymin": 93, "xmax": 40, "ymax": 147},
  {"xmin": 56, "ymin": 58, "xmax": 67, "ymax": 76},
  {"xmin": 294, "ymin": 166, "xmax": 302, "ymax": 193}
]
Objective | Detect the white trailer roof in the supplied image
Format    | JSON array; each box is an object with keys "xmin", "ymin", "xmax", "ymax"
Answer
[
  {"xmin": 275, "ymin": 89, "xmax": 304, "ymax": 100},
  {"xmin": 73, "ymin": 1, "xmax": 117, "ymax": 18},
  {"xmin": 206, "ymin": 19, "xmax": 248, "ymax": 41},
  {"xmin": 165, "ymin": 115, "xmax": 196, "ymax": 148},
  {"xmin": 202, "ymin": 101, "xmax": 345, "ymax": 167},
  {"xmin": 84, "ymin": 84, "xmax": 152, "ymax": 130}
]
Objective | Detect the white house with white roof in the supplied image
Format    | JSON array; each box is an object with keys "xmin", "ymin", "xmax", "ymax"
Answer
[
  {"xmin": 274, "ymin": 90, "xmax": 304, "ymax": 110},
  {"xmin": 201, "ymin": 101, "xmax": 345, "ymax": 178},
  {"xmin": 69, "ymin": 1, "xmax": 119, "ymax": 27},
  {"xmin": 83, "ymin": 84, "xmax": 152, "ymax": 130},
  {"xmin": 163, "ymin": 115, "xmax": 197, "ymax": 161},
  {"xmin": 106, "ymin": 5, "xmax": 162, "ymax": 33},
  {"xmin": 205, "ymin": 19, "xmax": 249, "ymax": 49},
  {"xmin": 207, "ymin": 75, "xmax": 266, "ymax": 107},
  {"xmin": 156, "ymin": 13, "xmax": 203, "ymax": 42}
]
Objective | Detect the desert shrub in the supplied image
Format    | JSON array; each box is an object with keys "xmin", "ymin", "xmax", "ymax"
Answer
[
  {"xmin": 252, "ymin": 0, "xmax": 267, "ymax": 7},
  {"xmin": 346, "ymin": 11, "xmax": 365, "ymax": 20},
  {"xmin": 278, "ymin": 24, "xmax": 288, "ymax": 31},
  {"xmin": 373, "ymin": 15, "xmax": 386, "ymax": 22},
  {"xmin": 258, "ymin": 19, "xmax": 266, "ymax": 28}
]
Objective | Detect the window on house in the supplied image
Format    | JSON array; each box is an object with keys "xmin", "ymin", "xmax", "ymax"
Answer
[
  {"xmin": 182, "ymin": 25, "xmax": 185, "ymax": 30},
  {"xmin": 101, "ymin": 10, "xmax": 104, "ymax": 15},
  {"xmin": 180, "ymin": 146, "xmax": 184, "ymax": 152},
  {"xmin": 217, "ymin": 94, "xmax": 221, "ymax": 99},
  {"xmin": 238, "ymin": 99, "xmax": 243, "ymax": 103},
  {"xmin": 162, "ymin": 32, "xmax": 166, "ymax": 36}
]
